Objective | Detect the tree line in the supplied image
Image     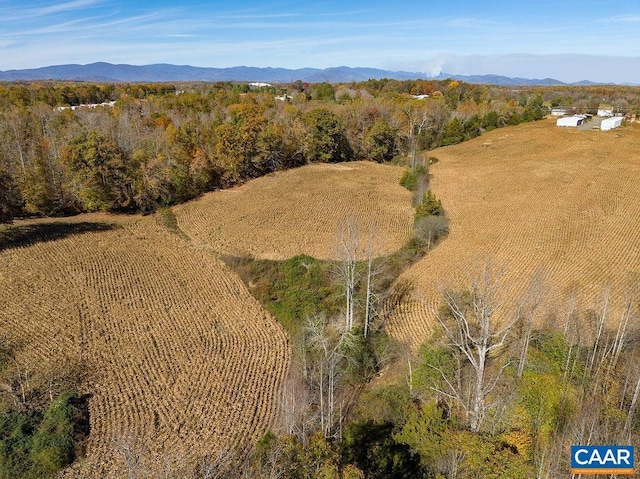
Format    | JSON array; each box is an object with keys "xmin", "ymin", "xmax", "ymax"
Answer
[{"xmin": 0, "ymin": 79, "xmax": 547, "ymax": 223}]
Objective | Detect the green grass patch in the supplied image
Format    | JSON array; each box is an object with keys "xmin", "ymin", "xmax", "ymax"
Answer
[
  {"xmin": 0, "ymin": 392, "xmax": 90, "ymax": 479},
  {"xmin": 158, "ymin": 206, "xmax": 179, "ymax": 231},
  {"xmin": 157, "ymin": 207, "xmax": 189, "ymax": 239},
  {"xmin": 226, "ymin": 254, "xmax": 343, "ymax": 337}
]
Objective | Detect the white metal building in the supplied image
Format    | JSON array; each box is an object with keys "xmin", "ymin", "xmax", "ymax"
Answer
[
  {"xmin": 600, "ymin": 116, "xmax": 623, "ymax": 131},
  {"xmin": 557, "ymin": 115, "xmax": 585, "ymax": 127}
]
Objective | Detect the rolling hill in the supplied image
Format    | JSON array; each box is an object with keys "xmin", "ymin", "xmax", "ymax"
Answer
[
  {"xmin": 0, "ymin": 214, "xmax": 289, "ymax": 476},
  {"xmin": 386, "ymin": 119, "xmax": 640, "ymax": 348},
  {"xmin": 0, "ymin": 62, "xmax": 579, "ymax": 85},
  {"xmin": 174, "ymin": 161, "xmax": 414, "ymax": 261}
]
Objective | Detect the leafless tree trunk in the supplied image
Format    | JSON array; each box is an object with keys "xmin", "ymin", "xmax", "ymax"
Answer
[
  {"xmin": 364, "ymin": 243, "xmax": 374, "ymax": 338},
  {"xmin": 199, "ymin": 448, "xmax": 238, "ymax": 479},
  {"xmin": 114, "ymin": 433, "xmax": 148, "ymax": 479},
  {"xmin": 406, "ymin": 351, "xmax": 413, "ymax": 395},
  {"xmin": 606, "ymin": 290, "xmax": 636, "ymax": 378},
  {"xmin": 335, "ymin": 216, "xmax": 361, "ymax": 332},
  {"xmin": 623, "ymin": 369, "xmax": 640, "ymax": 438},
  {"xmin": 362, "ymin": 226, "xmax": 382, "ymax": 338},
  {"xmin": 586, "ymin": 288, "xmax": 610, "ymax": 377},
  {"xmin": 304, "ymin": 314, "xmax": 355, "ymax": 439},
  {"xmin": 402, "ymin": 102, "xmax": 431, "ymax": 170},
  {"xmin": 280, "ymin": 365, "xmax": 313, "ymax": 441},
  {"xmin": 431, "ymin": 263, "xmax": 521, "ymax": 432}
]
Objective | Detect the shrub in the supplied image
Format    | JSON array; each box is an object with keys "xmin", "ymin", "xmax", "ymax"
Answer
[
  {"xmin": 414, "ymin": 190, "xmax": 442, "ymax": 219},
  {"xmin": 414, "ymin": 215, "xmax": 449, "ymax": 249},
  {"xmin": 399, "ymin": 164, "xmax": 428, "ymax": 192},
  {"xmin": 0, "ymin": 392, "xmax": 89, "ymax": 479}
]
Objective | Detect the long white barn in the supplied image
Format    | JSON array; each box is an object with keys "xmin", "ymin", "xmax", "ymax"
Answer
[
  {"xmin": 601, "ymin": 116, "xmax": 623, "ymax": 131},
  {"xmin": 557, "ymin": 115, "xmax": 585, "ymax": 127}
]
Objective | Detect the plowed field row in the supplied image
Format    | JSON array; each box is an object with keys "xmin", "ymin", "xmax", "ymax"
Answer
[
  {"xmin": 0, "ymin": 215, "xmax": 289, "ymax": 475},
  {"xmin": 387, "ymin": 120, "xmax": 640, "ymax": 348},
  {"xmin": 174, "ymin": 161, "xmax": 414, "ymax": 260}
]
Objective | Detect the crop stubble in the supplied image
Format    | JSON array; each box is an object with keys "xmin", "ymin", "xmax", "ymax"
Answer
[
  {"xmin": 387, "ymin": 120, "xmax": 640, "ymax": 348},
  {"xmin": 0, "ymin": 214, "xmax": 289, "ymax": 474},
  {"xmin": 174, "ymin": 161, "xmax": 414, "ymax": 260}
]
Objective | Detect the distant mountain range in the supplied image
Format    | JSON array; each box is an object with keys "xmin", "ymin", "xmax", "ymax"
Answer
[{"xmin": 0, "ymin": 62, "xmax": 607, "ymax": 86}]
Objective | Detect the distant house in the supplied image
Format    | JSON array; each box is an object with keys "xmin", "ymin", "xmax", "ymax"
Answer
[
  {"xmin": 249, "ymin": 82, "xmax": 272, "ymax": 88},
  {"xmin": 600, "ymin": 116, "xmax": 623, "ymax": 131},
  {"xmin": 597, "ymin": 104, "xmax": 613, "ymax": 117},
  {"xmin": 54, "ymin": 100, "xmax": 116, "ymax": 112},
  {"xmin": 556, "ymin": 115, "xmax": 585, "ymax": 127},
  {"xmin": 411, "ymin": 94, "xmax": 429, "ymax": 100},
  {"xmin": 551, "ymin": 108, "xmax": 568, "ymax": 116}
]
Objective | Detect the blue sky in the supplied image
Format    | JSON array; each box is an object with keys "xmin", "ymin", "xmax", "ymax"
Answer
[{"xmin": 1, "ymin": 0, "xmax": 640, "ymax": 82}]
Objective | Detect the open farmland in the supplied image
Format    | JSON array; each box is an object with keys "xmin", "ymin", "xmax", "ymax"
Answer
[
  {"xmin": 0, "ymin": 215, "xmax": 289, "ymax": 476},
  {"xmin": 174, "ymin": 161, "xmax": 414, "ymax": 260},
  {"xmin": 387, "ymin": 119, "xmax": 640, "ymax": 348}
]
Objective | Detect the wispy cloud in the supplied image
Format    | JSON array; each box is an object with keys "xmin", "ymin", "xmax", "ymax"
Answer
[
  {"xmin": 602, "ymin": 14, "xmax": 640, "ymax": 23},
  {"xmin": 0, "ymin": 10, "xmax": 165, "ymax": 36},
  {"xmin": 445, "ymin": 17, "xmax": 496, "ymax": 28},
  {"xmin": 0, "ymin": 0, "xmax": 102, "ymax": 22},
  {"xmin": 215, "ymin": 12, "xmax": 302, "ymax": 20},
  {"xmin": 39, "ymin": 0, "xmax": 102, "ymax": 16}
]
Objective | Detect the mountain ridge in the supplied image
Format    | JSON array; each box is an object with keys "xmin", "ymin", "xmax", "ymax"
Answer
[{"xmin": 0, "ymin": 62, "xmax": 616, "ymax": 86}]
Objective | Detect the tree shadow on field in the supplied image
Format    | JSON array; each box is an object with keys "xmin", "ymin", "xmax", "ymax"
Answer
[{"xmin": 0, "ymin": 221, "xmax": 117, "ymax": 252}]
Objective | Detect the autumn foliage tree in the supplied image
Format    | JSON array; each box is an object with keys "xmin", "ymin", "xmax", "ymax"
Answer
[
  {"xmin": 0, "ymin": 79, "xmax": 556, "ymax": 220},
  {"xmin": 302, "ymin": 108, "xmax": 352, "ymax": 163},
  {"xmin": 61, "ymin": 130, "xmax": 134, "ymax": 212}
]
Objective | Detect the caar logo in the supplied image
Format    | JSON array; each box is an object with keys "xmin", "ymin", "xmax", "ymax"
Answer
[{"xmin": 571, "ymin": 445, "xmax": 635, "ymax": 475}]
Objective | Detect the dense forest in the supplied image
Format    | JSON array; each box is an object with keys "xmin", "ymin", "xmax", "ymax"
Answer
[
  {"xmin": 3, "ymin": 78, "xmax": 640, "ymax": 224},
  {"xmin": 0, "ymin": 78, "xmax": 557, "ymax": 223}
]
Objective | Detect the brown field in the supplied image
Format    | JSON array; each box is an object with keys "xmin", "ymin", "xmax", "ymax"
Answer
[
  {"xmin": 0, "ymin": 214, "xmax": 289, "ymax": 476},
  {"xmin": 387, "ymin": 119, "xmax": 640, "ymax": 348},
  {"xmin": 5, "ymin": 121, "xmax": 640, "ymax": 473},
  {"xmin": 174, "ymin": 161, "xmax": 414, "ymax": 260}
]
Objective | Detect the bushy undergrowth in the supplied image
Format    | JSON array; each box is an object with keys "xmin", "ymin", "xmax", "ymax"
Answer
[
  {"xmin": 399, "ymin": 164, "xmax": 429, "ymax": 192},
  {"xmin": 227, "ymin": 254, "xmax": 342, "ymax": 336},
  {"xmin": 0, "ymin": 393, "xmax": 90, "ymax": 479}
]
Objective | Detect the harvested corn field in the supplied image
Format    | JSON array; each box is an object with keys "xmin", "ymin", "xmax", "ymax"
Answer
[
  {"xmin": 387, "ymin": 119, "xmax": 640, "ymax": 348},
  {"xmin": 0, "ymin": 215, "xmax": 289, "ymax": 476},
  {"xmin": 174, "ymin": 161, "xmax": 414, "ymax": 260}
]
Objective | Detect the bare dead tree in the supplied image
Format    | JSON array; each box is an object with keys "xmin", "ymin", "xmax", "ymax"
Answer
[
  {"xmin": 436, "ymin": 448, "xmax": 465, "ymax": 479},
  {"xmin": 586, "ymin": 287, "xmax": 610, "ymax": 378},
  {"xmin": 606, "ymin": 287, "xmax": 637, "ymax": 378},
  {"xmin": 430, "ymin": 263, "xmax": 521, "ymax": 432},
  {"xmin": 362, "ymin": 225, "xmax": 386, "ymax": 339},
  {"xmin": 623, "ymin": 370, "xmax": 640, "ymax": 439},
  {"xmin": 400, "ymin": 100, "xmax": 432, "ymax": 169},
  {"xmin": 198, "ymin": 447, "xmax": 239, "ymax": 479},
  {"xmin": 334, "ymin": 217, "xmax": 360, "ymax": 332},
  {"xmin": 304, "ymin": 314, "xmax": 357, "ymax": 439},
  {"xmin": 113, "ymin": 432, "xmax": 149, "ymax": 479},
  {"xmin": 280, "ymin": 364, "xmax": 314, "ymax": 442}
]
